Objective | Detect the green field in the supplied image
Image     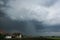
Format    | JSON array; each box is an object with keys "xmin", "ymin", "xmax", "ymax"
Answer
[
  {"xmin": 1, "ymin": 37, "xmax": 60, "ymax": 40},
  {"xmin": 0, "ymin": 35, "xmax": 60, "ymax": 40},
  {"xmin": 47, "ymin": 38, "xmax": 60, "ymax": 40}
]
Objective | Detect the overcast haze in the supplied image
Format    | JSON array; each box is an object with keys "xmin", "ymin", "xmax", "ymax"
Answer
[{"xmin": 0, "ymin": 0, "xmax": 60, "ymax": 36}]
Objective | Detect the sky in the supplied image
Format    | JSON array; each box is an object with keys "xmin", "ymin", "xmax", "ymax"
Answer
[{"xmin": 0, "ymin": 0, "xmax": 60, "ymax": 36}]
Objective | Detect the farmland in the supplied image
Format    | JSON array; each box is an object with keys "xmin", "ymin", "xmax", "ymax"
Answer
[{"xmin": 1, "ymin": 36, "xmax": 60, "ymax": 40}]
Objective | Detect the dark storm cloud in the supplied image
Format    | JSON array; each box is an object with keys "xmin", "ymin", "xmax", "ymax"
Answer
[
  {"xmin": 0, "ymin": 17, "xmax": 44, "ymax": 35},
  {"xmin": 0, "ymin": 11, "xmax": 5, "ymax": 17},
  {"xmin": 0, "ymin": 0, "xmax": 60, "ymax": 36}
]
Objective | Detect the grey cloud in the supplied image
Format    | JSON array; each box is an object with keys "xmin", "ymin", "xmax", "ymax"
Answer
[
  {"xmin": 0, "ymin": 0, "xmax": 60, "ymax": 36},
  {"xmin": 39, "ymin": 0, "xmax": 57, "ymax": 7},
  {"xmin": 0, "ymin": 11, "xmax": 5, "ymax": 17},
  {"xmin": 0, "ymin": 17, "xmax": 44, "ymax": 35}
]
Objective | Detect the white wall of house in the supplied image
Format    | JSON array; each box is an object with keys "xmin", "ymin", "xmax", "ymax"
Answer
[
  {"xmin": 16, "ymin": 35, "xmax": 22, "ymax": 38},
  {"xmin": 5, "ymin": 36, "xmax": 12, "ymax": 39}
]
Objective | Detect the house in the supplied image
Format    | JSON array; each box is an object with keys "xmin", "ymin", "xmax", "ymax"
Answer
[
  {"xmin": 5, "ymin": 36, "xmax": 12, "ymax": 39},
  {"xmin": 5, "ymin": 33, "xmax": 12, "ymax": 39},
  {"xmin": 12, "ymin": 32, "xmax": 23, "ymax": 38}
]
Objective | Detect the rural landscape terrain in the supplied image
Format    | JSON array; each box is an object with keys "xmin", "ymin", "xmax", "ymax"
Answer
[{"xmin": 0, "ymin": 32, "xmax": 60, "ymax": 40}]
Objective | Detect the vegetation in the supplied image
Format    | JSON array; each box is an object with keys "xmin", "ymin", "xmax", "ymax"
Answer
[
  {"xmin": 0, "ymin": 33, "xmax": 60, "ymax": 40},
  {"xmin": 0, "ymin": 33, "xmax": 5, "ymax": 39},
  {"xmin": 0, "ymin": 35, "xmax": 60, "ymax": 40}
]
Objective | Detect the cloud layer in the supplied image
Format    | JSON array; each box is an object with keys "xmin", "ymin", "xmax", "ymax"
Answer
[
  {"xmin": 5, "ymin": 0, "xmax": 59, "ymax": 25},
  {"xmin": 0, "ymin": 0, "xmax": 60, "ymax": 36}
]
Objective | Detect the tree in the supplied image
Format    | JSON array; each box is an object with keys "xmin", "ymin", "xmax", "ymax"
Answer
[{"xmin": 0, "ymin": 33, "xmax": 5, "ymax": 39}]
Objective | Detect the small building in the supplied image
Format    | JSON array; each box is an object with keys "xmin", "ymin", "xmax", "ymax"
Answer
[
  {"xmin": 5, "ymin": 36, "xmax": 12, "ymax": 39},
  {"xmin": 12, "ymin": 32, "xmax": 23, "ymax": 38},
  {"xmin": 5, "ymin": 33, "xmax": 12, "ymax": 39}
]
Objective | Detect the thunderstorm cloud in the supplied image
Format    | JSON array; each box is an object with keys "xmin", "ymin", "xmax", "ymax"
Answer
[{"xmin": 0, "ymin": 0, "xmax": 60, "ymax": 36}]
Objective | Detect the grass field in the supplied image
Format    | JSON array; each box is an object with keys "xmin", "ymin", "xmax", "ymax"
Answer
[
  {"xmin": 1, "ymin": 37, "xmax": 60, "ymax": 40},
  {"xmin": 0, "ymin": 36, "xmax": 60, "ymax": 40}
]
